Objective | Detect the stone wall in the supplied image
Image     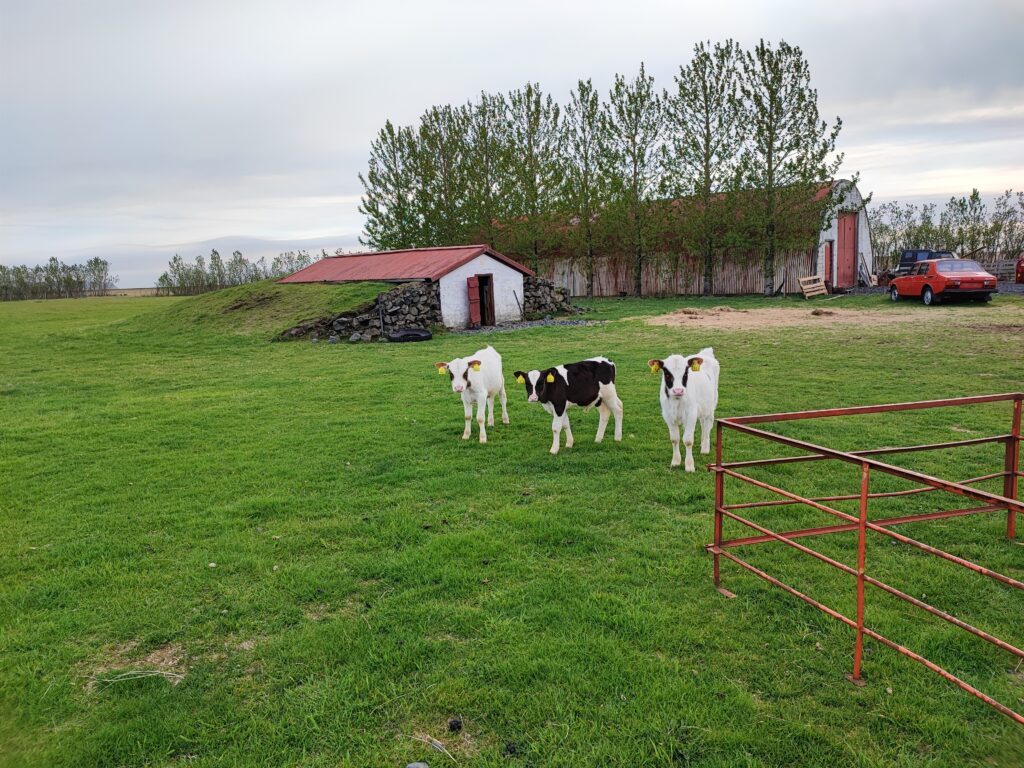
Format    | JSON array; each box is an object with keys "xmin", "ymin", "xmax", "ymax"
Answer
[
  {"xmin": 281, "ymin": 281, "xmax": 441, "ymax": 342},
  {"xmin": 523, "ymin": 275, "xmax": 579, "ymax": 317}
]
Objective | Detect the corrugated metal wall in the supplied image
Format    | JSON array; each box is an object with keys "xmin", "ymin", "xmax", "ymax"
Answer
[{"xmin": 540, "ymin": 251, "xmax": 815, "ymax": 296}]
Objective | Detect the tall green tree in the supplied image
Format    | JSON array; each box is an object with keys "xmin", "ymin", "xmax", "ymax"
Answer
[
  {"xmin": 601, "ymin": 63, "xmax": 664, "ymax": 296},
  {"xmin": 505, "ymin": 83, "xmax": 562, "ymax": 270},
  {"xmin": 559, "ymin": 79, "xmax": 606, "ymax": 297},
  {"xmin": 663, "ymin": 40, "xmax": 744, "ymax": 295},
  {"xmin": 415, "ymin": 104, "xmax": 473, "ymax": 246},
  {"xmin": 940, "ymin": 189, "xmax": 989, "ymax": 256},
  {"xmin": 463, "ymin": 92, "xmax": 511, "ymax": 247},
  {"xmin": 738, "ymin": 40, "xmax": 843, "ymax": 295},
  {"xmin": 358, "ymin": 120, "xmax": 421, "ymax": 250}
]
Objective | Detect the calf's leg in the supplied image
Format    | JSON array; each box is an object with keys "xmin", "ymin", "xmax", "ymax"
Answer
[
  {"xmin": 476, "ymin": 398, "xmax": 488, "ymax": 443},
  {"xmin": 595, "ymin": 402, "xmax": 611, "ymax": 442},
  {"xmin": 699, "ymin": 414, "xmax": 713, "ymax": 454},
  {"xmin": 612, "ymin": 396, "xmax": 624, "ymax": 441},
  {"xmin": 487, "ymin": 394, "xmax": 495, "ymax": 427},
  {"xmin": 550, "ymin": 413, "xmax": 563, "ymax": 455},
  {"xmin": 668, "ymin": 420, "xmax": 682, "ymax": 467},
  {"xmin": 499, "ymin": 385, "xmax": 509, "ymax": 424},
  {"xmin": 563, "ymin": 413, "xmax": 574, "ymax": 449},
  {"xmin": 682, "ymin": 413, "xmax": 697, "ymax": 472},
  {"xmin": 462, "ymin": 399, "xmax": 473, "ymax": 440}
]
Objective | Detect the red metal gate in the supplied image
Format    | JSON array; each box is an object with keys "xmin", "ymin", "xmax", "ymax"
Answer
[
  {"xmin": 708, "ymin": 393, "xmax": 1023, "ymax": 724},
  {"xmin": 466, "ymin": 276, "xmax": 481, "ymax": 327}
]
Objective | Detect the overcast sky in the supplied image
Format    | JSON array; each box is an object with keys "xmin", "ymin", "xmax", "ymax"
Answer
[{"xmin": 2, "ymin": 0, "xmax": 1022, "ymax": 284}]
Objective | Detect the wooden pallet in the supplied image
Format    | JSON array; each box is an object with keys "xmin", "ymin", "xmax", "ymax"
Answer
[{"xmin": 798, "ymin": 276, "xmax": 828, "ymax": 298}]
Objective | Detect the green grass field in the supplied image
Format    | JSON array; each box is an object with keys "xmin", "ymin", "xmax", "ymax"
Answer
[{"xmin": 1, "ymin": 289, "xmax": 1022, "ymax": 767}]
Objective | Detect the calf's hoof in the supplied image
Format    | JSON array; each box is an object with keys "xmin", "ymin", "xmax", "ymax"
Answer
[{"xmin": 502, "ymin": 418, "xmax": 510, "ymax": 425}]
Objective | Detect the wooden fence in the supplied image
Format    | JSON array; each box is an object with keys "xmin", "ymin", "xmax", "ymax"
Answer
[{"xmin": 539, "ymin": 250, "xmax": 815, "ymax": 297}]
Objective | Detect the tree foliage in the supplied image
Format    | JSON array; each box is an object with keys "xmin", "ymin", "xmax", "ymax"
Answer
[
  {"xmin": 155, "ymin": 249, "xmax": 320, "ymax": 296},
  {"xmin": 869, "ymin": 189, "xmax": 1024, "ymax": 270},
  {"xmin": 662, "ymin": 40, "xmax": 744, "ymax": 295},
  {"xmin": 358, "ymin": 41, "xmax": 854, "ymax": 295},
  {"xmin": 0, "ymin": 257, "xmax": 118, "ymax": 301},
  {"xmin": 738, "ymin": 40, "xmax": 844, "ymax": 295}
]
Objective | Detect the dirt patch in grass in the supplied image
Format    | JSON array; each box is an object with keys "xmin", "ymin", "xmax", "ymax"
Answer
[
  {"xmin": 646, "ymin": 305, "xmax": 916, "ymax": 330},
  {"xmin": 85, "ymin": 641, "xmax": 188, "ymax": 691}
]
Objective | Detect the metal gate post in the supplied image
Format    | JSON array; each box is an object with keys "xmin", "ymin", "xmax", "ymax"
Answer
[
  {"xmin": 847, "ymin": 462, "xmax": 870, "ymax": 686},
  {"xmin": 713, "ymin": 422, "xmax": 734, "ymax": 598},
  {"xmin": 1006, "ymin": 396, "xmax": 1021, "ymax": 539}
]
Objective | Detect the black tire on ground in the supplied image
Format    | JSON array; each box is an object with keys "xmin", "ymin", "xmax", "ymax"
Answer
[
  {"xmin": 922, "ymin": 286, "xmax": 938, "ymax": 305},
  {"xmin": 890, "ymin": 286, "xmax": 899, "ymax": 301},
  {"xmin": 387, "ymin": 327, "xmax": 433, "ymax": 343}
]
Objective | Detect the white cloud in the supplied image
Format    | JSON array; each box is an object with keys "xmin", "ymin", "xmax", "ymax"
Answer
[{"xmin": 2, "ymin": 0, "xmax": 1022, "ymax": 283}]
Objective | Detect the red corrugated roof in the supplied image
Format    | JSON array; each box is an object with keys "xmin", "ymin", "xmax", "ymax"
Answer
[{"xmin": 278, "ymin": 244, "xmax": 534, "ymax": 283}]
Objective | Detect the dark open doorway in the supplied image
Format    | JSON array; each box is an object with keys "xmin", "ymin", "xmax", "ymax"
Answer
[{"xmin": 476, "ymin": 274, "xmax": 495, "ymax": 326}]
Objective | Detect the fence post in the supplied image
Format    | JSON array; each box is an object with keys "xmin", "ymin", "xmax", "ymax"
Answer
[
  {"xmin": 848, "ymin": 461, "xmax": 870, "ymax": 686},
  {"xmin": 713, "ymin": 422, "xmax": 734, "ymax": 598},
  {"xmin": 1006, "ymin": 396, "xmax": 1022, "ymax": 540}
]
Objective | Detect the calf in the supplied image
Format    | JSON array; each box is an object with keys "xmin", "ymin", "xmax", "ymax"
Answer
[
  {"xmin": 435, "ymin": 345, "xmax": 509, "ymax": 443},
  {"xmin": 648, "ymin": 347, "xmax": 720, "ymax": 470},
  {"xmin": 512, "ymin": 357, "xmax": 623, "ymax": 454}
]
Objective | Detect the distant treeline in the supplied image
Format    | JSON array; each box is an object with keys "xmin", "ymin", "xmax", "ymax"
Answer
[
  {"xmin": 869, "ymin": 190, "xmax": 1024, "ymax": 271},
  {"xmin": 0, "ymin": 257, "xmax": 117, "ymax": 301},
  {"xmin": 359, "ymin": 38, "xmax": 853, "ymax": 296},
  {"xmin": 155, "ymin": 249, "xmax": 330, "ymax": 296}
]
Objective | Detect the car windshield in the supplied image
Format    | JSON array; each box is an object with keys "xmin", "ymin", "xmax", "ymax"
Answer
[{"xmin": 937, "ymin": 260, "xmax": 984, "ymax": 273}]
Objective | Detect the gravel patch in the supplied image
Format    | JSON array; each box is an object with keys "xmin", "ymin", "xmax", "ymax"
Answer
[{"xmin": 455, "ymin": 318, "xmax": 603, "ymax": 335}]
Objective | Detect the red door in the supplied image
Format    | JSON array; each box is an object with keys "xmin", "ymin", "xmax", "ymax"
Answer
[
  {"xmin": 836, "ymin": 213, "xmax": 857, "ymax": 289},
  {"xmin": 823, "ymin": 241, "xmax": 833, "ymax": 288},
  {"xmin": 466, "ymin": 276, "xmax": 481, "ymax": 327}
]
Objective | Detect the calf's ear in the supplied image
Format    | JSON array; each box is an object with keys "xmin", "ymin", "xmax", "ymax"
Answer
[
  {"xmin": 467, "ymin": 359, "xmax": 481, "ymax": 372},
  {"xmin": 512, "ymin": 371, "xmax": 526, "ymax": 384},
  {"xmin": 689, "ymin": 357, "xmax": 703, "ymax": 372},
  {"xmin": 435, "ymin": 362, "xmax": 449, "ymax": 375},
  {"xmin": 648, "ymin": 359, "xmax": 663, "ymax": 373}
]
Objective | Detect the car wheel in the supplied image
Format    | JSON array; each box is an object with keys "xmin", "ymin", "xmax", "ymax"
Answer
[
  {"xmin": 890, "ymin": 286, "xmax": 899, "ymax": 301},
  {"xmin": 922, "ymin": 286, "xmax": 937, "ymax": 305}
]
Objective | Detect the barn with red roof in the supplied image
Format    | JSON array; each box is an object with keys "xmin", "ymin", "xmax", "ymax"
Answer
[{"xmin": 279, "ymin": 244, "xmax": 534, "ymax": 328}]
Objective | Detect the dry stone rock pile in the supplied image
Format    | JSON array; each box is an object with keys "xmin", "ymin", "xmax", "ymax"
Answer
[{"xmin": 523, "ymin": 275, "xmax": 578, "ymax": 317}]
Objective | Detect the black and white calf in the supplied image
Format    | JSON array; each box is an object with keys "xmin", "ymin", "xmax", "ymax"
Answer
[
  {"xmin": 512, "ymin": 357, "xmax": 623, "ymax": 454},
  {"xmin": 435, "ymin": 345, "xmax": 509, "ymax": 443},
  {"xmin": 648, "ymin": 347, "xmax": 720, "ymax": 470}
]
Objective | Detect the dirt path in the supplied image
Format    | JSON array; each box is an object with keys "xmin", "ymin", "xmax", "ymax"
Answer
[{"xmin": 647, "ymin": 305, "xmax": 910, "ymax": 330}]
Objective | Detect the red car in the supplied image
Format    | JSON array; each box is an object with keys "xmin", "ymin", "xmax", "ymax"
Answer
[{"xmin": 889, "ymin": 258, "xmax": 998, "ymax": 305}]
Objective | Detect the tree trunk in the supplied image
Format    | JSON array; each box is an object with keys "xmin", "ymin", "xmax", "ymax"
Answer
[
  {"xmin": 634, "ymin": 246, "xmax": 643, "ymax": 297},
  {"xmin": 763, "ymin": 222, "xmax": 776, "ymax": 297},
  {"xmin": 586, "ymin": 244, "xmax": 594, "ymax": 299},
  {"xmin": 702, "ymin": 238, "xmax": 713, "ymax": 296}
]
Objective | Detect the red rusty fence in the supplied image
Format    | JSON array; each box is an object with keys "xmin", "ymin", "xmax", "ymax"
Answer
[{"xmin": 706, "ymin": 393, "xmax": 1023, "ymax": 725}]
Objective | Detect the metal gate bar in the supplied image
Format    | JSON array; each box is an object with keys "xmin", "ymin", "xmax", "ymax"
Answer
[{"xmin": 707, "ymin": 392, "xmax": 1023, "ymax": 725}]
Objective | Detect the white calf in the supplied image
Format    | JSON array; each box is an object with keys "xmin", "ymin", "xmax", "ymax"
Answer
[
  {"xmin": 648, "ymin": 347, "xmax": 720, "ymax": 470},
  {"xmin": 435, "ymin": 345, "xmax": 508, "ymax": 443}
]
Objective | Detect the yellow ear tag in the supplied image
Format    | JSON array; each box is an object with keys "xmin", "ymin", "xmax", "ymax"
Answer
[
  {"xmin": 515, "ymin": 374, "xmax": 525, "ymax": 384},
  {"xmin": 471, "ymin": 363, "xmax": 481, "ymax": 372},
  {"xmin": 690, "ymin": 361, "xmax": 701, "ymax": 372},
  {"xmin": 437, "ymin": 367, "xmax": 447, "ymax": 375},
  {"xmin": 546, "ymin": 373, "xmax": 555, "ymax": 383},
  {"xmin": 649, "ymin": 363, "xmax": 660, "ymax": 373}
]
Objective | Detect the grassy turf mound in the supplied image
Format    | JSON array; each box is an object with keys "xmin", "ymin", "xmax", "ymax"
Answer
[{"xmin": 149, "ymin": 279, "xmax": 391, "ymax": 338}]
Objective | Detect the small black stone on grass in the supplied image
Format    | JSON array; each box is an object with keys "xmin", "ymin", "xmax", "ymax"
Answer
[
  {"xmin": 502, "ymin": 742, "xmax": 519, "ymax": 757},
  {"xmin": 447, "ymin": 716, "xmax": 462, "ymax": 733}
]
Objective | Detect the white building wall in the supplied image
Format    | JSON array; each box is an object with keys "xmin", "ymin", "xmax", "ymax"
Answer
[
  {"xmin": 438, "ymin": 254, "xmax": 525, "ymax": 328},
  {"xmin": 815, "ymin": 180, "xmax": 873, "ymax": 276}
]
